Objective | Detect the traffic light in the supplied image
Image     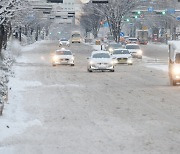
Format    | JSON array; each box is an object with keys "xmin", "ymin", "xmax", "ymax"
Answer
[
  {"xmin": 135, "ymin": 15, "xmax": 138, "ymax": 19},
  {"xmin": 162, "ymin": 11, "xmax": 166, "ymax": 15},
  {"xmin": 156, "ymin": 11, "xmax": 166, "ymax": 15},
  {"xmin": 126, "ymin": 19, "xmax": 130, "ymax": 22},
  {"xmin": 137, "ymin": 11, "xmax": 141, "ymax": 15}
]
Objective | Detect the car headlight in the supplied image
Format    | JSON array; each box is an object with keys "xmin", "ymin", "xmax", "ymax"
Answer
[
  {"xmin": 173, "ymin": 66, "xmax": 180, "ymax": 75},
  {"xmin": 127, "ymin": 58, "xmax": 133, "ymax": 63},
  {"xmin": 53, "ymin": 55, "xmax": 58, "ymax": 61},
  {"xmin": 109, "ymin": 48, "xmax": 114, "ymax": 52},
  {"xmin": 137, "ymin": 50, "xmax": 142, "ymax": 55},
  {"xmin": 111, "ymin": 60, "xmax": 116, "ymax": 65},
  {"xmin": 90, "ymin": 61, "xmax": 94, "ymax": 65}
]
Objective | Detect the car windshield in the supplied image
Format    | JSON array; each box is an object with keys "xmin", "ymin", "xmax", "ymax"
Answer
[
  {"xmin": 113, "ymin": 50, "xmax": 129, "ymax": 54},
  {"xmin": 56, "ymin": 51, "xmax": 72, "ymax": 55},
  {"xmin": 129, "ymin": 38, "xmax": 138, "ymax": 41},
  {"xmin": 126, "ymin": 45, "xmax": 140, "ymax": 49},
  {"xmin": 61, "ymin": 39, "xmax": 68, "ymax": 41},
  {"xmin": 175, "ymin": 53, "xmax": 180, "ymax": 63},
  {"xmin": 92, "ymin": 53, "xmax": 110, "ymax": 58},
  {"xmin": 109, "ymin": 44, "xmax": 121, "ymax": 48},
  {"xmin": 72, "ymin": 34, "xmax": 80, "ymax": 37}
]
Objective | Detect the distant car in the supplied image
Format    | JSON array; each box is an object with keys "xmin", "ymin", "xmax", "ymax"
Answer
[
  {"xmin": 87, "ymin": 51, "xmax": 115, "ymax": 72},
  {"xmin": 125, "ymin": 44, "xmax": 142, "ymax": 59},
  {"xmin": 127, "ymin": 38, "xmax": 139, "ymax": 44},
  {"xmin": 112, "ymin": 49, "xmax": 133, "ymax": 65},
  {"xmin": 59, "ymin": 38, "xmax": 70, "ymax": 47},
  {"xmin": 105, "ymin": 43, "xmax": 122, "ymax": 53},
  {"xmin": 52, "ymin": 48, "xmax": 75, "ymax": 66}
]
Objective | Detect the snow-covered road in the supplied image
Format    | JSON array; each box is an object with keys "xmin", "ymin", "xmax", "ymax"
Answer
[{"xmin": 0, "ymin": 41, "xmax": 180, "ymax": 154}]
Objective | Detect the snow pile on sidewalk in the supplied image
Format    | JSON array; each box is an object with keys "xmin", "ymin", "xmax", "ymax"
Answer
[{"xmin": 0, "ymin": 40, "xmax": 45, "ymax": 143}]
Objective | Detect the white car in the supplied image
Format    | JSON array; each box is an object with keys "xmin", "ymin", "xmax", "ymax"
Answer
[
  {"xmin": 125, "ymin": 44, "xmax": 142, "ymax": 59},
  {"xmin": 112, "ymin": 49, "xmax": 133, "ymax": 65},
  {"xmin": 87, "ymin": 51, "xmax": 115, "ymax": 72},
  {"xmin": 52, "ymin": 48, "xmax": 74, "ymax": 66},
  {"xmin": 59, "ymin": 38, "xmax": 70, "ymax": 47}
]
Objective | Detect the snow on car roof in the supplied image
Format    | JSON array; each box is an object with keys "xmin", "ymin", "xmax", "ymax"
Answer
[
  {"xmin": 168, "ymin": 41, "xmax": 180, "ymax": 50},
  {"xmin": 114, "ymin": 48, "xmax": 127, "ymax": 50},
  {"xmin": 126, "ymin": 43, "xmax": 139, "ymax": 46},
  {"xmin": 56, "ymin": 48, "xmax": 70, "ymax": 52},
  {"xmin": 92, "ymin": 51, "xmax": 110, "ymax": 54}
]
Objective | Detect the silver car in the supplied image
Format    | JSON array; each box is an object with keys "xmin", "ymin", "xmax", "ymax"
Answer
[
  {"xmin": 87, "ymin": 51, "xmax": 115, "ymax": 72},
  {"xmin": 59, "ymin": 38, "xmax": 70, "ymax": 47},
  {"xmin": 52, "ymin": 48, "xmax": 75, "ymax": 66},
  {"xmin": 112, "ymin": 49, "xmax": 133, "ymax": 65},
  {"xmin": 125, "ymin": 44, "xmax": 142, "ymax": 59}
]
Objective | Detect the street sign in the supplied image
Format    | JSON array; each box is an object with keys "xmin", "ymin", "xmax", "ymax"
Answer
[
  {"xmin": 167, "ymin": 8, "xmax": 175, "ymax": 14},
  {"xmin": 120, "ymin": 32, "xmax": 124, "ymax": 37},
  {"xmin": 148, "ymin": 7, "xmax": 154, "ymax": 13},
  {"xmin": 176, "ymin": 16, "xmax": 180, "ymax": 21},
  {"xmin": 103, "ymin": 22, "xmax": 109, "ymax": 27}
]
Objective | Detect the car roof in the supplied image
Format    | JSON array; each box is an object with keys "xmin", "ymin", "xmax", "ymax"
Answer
[
  {"xmin": 126, "ymin": 43, "xmax": 139, "ymax": 46},
  {"xmin": 56, "ymin": 48, "xmax": 71, "ymax": 52},
  {"xmin": 91, "ymin": 51, "xmax": 110, "ymax": 54},
  {"xmin": 60, "ymin": 38, "xmax": 68, "ymax": 40},
  {"xmin": 129, "ymin": 38, "xmax": 138, "ymax": 39},
  {"xmin": 114, "ymin": 48, "xmax": 128, "ymax": 50},
  {"xmin": 168, "ymin": 41, "xmax": 180, "ymax": 50}
]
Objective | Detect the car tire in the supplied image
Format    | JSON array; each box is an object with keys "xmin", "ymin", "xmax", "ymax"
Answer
[
  {"xmin": 52, "ymin": 64, "xmax": 56, "ymax": 67},
  {"xmin": 170, "ymin": 77, "xmax": 176, "ymax": 86},
  {"xmin": 110, "ymin": 69, "xmax": 115, "ymax": 72},
  {"xmin": 88, "ymin": 69, "xmax": 92, "ymax": 72},
  {"xmin": 71, "ymin": 64, "xmax": 75, "ymax": 66}
]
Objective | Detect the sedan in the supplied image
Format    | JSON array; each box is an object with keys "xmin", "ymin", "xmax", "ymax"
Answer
[
  {"xmin": 125, "ymin": 44, "xmax": 142, "ymax": 59},
  {"xmin": 112, "ymin": 49, "xmax": 133, "ymax": 65},
  {"xmin": 52, "ymin": 48, "xmax": 75, "ymax": 66},
  {"xmin": 59, "ymin": 38, "xmax": 70, "ymax": 47},
  {"xmin": 105, "ymin": 43, "xmax": 122, "ymax": 53},
  {"xmin": 87, "ymin": 51, "xmax": 115, "ymax": 72}
]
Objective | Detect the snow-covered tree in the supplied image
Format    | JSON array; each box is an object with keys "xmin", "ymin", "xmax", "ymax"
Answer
[
  {"xmin": 80, "ymin": 3, "xmax": 103, "ymax": 38},
  {"xmin": 80, "ymin": 0, "xmax": 140, "ymax": 42}
]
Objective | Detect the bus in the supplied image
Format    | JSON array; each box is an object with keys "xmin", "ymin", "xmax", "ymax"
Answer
[{"xmin": 71, "ymin": 31, "xmax": 81, "ymax": 43}]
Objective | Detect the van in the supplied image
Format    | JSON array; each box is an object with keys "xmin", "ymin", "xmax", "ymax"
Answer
[{"xmin": 168, "ymin": 41, "xmax": 180, "ymax": 86}]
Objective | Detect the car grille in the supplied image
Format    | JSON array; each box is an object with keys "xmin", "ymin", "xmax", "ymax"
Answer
[
  {"xmin": 97, "ymin": 63, "xmax": 108, "ymax": 65},
  {"xmin": 117, "ymin": 58, "xmax": 127, "ymax": 61},
  {"xmin": 60, "ymin": 59, "xmax": 69, "ymax": 61}
]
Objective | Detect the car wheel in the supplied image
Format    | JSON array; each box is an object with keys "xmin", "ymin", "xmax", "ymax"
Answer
[
  {"xmin": 172, "ymin": 80, "xmax": 176, "ymax": 86},
  {"xmin": 88, "ymin": 69, "xmax": 92, "ymax": 72},
  {"xmin": 110, "ymin": 69, "xmax": 115, "ymax": 72},
  {"xmin": 71, "ymin": 64, "xmax": 75, "ymax": 66},
  {"xmin": 170, "ymin": 77, "xmax": 176, "ymax": 86},
  {"xmin": 52, "ymin": 64, "xmax": 56, "ymax": 67}
]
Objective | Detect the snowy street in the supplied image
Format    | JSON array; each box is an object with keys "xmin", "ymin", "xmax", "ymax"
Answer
[{"xmin": 0, "ymin": 41, "xmax": 180, "ymax": 154}]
